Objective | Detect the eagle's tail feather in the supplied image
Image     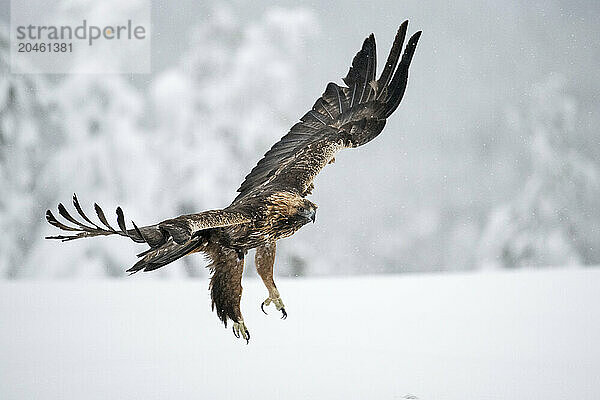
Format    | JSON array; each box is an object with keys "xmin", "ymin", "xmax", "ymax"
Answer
[{"xmin": 126, "ymin": 238, "xmax": 203, "ymax": 274}]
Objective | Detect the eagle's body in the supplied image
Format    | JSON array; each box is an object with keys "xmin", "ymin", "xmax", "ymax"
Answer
[{"xmin": 46, "ymin": 22, "xmax": 421, "ymax": 343}]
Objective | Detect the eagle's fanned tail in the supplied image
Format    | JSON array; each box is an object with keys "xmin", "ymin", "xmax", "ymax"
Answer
[{"xmin": 126, "ymin": 238, "xmax": 204, "ymax": 274}]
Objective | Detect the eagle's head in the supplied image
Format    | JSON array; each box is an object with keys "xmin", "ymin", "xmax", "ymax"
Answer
[
  {"xmin": 265, "ymin": 193, "xmax": 318, "ymax": 237},
  {"xmin": 296, "ymin": 199, "xmax": 317, "ymax": 224}
]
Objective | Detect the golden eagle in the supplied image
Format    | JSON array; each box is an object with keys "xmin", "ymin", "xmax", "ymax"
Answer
[{"xmin": 46, "ymin": 21, "xmax": 421, "ymax": 343}]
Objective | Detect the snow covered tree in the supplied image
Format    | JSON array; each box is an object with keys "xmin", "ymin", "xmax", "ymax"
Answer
[
  {"xmin": 478, "ymin": 76, "xmax": 600, "ymax": 268},
  {"xmin": 0, "ymin": 29, "xmax": 64, "ymax": 278},
  {"xmin": 28, "ymin": 73, "xmax": 160, "ymax": 278}
]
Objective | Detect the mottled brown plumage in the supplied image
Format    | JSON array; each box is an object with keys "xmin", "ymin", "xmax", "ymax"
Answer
[{"xmin": 45, "ymin": 22, "xmax": 422, "ymax": 343}]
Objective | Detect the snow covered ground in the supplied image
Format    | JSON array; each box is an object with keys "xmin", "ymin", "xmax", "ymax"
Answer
[{"xmin": 1, "ymin": 269, "xmax": 599, "ymax": 400}]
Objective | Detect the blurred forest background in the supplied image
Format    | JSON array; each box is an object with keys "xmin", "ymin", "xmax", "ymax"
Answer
[{"xmin": 1, "ymin": 0, "xmax": 599, "ymax": 278}]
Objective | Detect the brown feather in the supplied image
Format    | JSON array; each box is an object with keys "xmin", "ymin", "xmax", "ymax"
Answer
[{"xmin": 206, "ymin": 245, "xmax": 244, "ymax": 326}]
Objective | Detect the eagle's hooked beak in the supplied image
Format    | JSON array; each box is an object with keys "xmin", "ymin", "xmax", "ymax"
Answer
[
  {"xmin": 299, "ymin": 205, "xmax": 317, "ymax": 224},
  {"xmin": 298, "ymin": 204, "xmax": 317, "ymax": 223}
]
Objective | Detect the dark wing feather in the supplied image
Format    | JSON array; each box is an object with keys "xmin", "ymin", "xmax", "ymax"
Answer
[
  {"xmin": 46, "ymin": 197, "xmax": 148, "ymax": 243},
  {"xmin": 383, "ymin": 30, "xmax": 421, "ymax": 117},
  {"xmin": 158, "ymin": 210, "xmax": 251, "ymax": 245},
  {"xmin": 233, "ymin": 22, "xmax": 421, "ymax": 202},
  {"xmin": 343, "ymin": 33, "xmax": 377, "ymax": 105},
  {"xmin": 261, "ymin": 127, "xmax": 347, "ymax": 195},
  {"xmin": 376, "ymin": 22, "xmax": 408, "ymax": 100},
  {"xmin": 47, "ymin": 197, "xmax": 251, "ymax": 248}
]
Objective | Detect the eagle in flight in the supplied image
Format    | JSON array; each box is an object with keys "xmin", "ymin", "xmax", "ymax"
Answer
[{"xmin": 46, "ymin": 21, "xmax": 421, "ymax": 343}]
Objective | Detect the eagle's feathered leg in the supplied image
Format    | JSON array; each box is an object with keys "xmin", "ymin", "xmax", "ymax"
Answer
[
  {"xmin": 255, "ymin": 242, "xmax": 287, "ymax": 319},
  {"xmin": 207, "ymin": 246, "xmax": 250, "ymax": 343}
]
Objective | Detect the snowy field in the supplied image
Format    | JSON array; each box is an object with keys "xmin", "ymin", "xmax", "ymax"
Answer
[{"xmin": 2, "ymin": 269, "xmax": 599, "ymax": 400}]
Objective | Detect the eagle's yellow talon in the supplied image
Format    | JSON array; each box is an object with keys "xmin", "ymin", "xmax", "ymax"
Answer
[
  {"xmin": 260, "ymin": 297, "xmax": 272, "ymax": 314},
  {"xmin": 273, "ymin": 297, "xmax": 285, "ymax": 311},
  {"xmin": 233, "ymin": 321, "xmax": 250, "ymax": 344},
  {"xmin": 262, "ymin": 296, "xmax": 286, "ymax": 318}
]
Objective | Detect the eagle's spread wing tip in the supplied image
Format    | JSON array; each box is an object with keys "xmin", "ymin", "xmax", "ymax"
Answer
[{"xmin": 230, "ymin": 22, "xmax": 422, "ymax": 202}]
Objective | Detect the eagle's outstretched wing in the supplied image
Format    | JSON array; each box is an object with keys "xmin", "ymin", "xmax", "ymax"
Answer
[
  {"xmin": 47, "ymin": 195, "xmax": 251, "ymax": 245},
  {"xmin": 232, "ymin": 21, "xmax": 421, "ymax": 203},
  {"xmin": 46, "ymin": 195, "xmax": 252, "ymax": 272}
]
